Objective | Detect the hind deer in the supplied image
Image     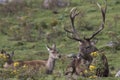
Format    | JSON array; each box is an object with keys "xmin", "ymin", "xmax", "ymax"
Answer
[
  {"xmin": 64, "ymin": 0, "xmax": 109, "ymax": 77},
  {"xmin": 3, "ymin": 44, "xmax": 61, "ymax": 74}
]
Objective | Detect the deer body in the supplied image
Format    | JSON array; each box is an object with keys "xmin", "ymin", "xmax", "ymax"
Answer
[
  {"xmin": 65, "ymin": 55, "xmax": 86, "ymax": 76},
  {"xmin": 3, "ymin": 44, "xmax": 61, "ymax": 74},
  {"xmin": 4, "ymin": 58, "xmax": 55, "ymax": 74},
  {"xmin": 64, "ymin": 0, "xmax": 109, "ymax": 77}
]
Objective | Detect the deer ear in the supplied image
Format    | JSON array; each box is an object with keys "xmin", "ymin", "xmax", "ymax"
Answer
[
  {"xmin": 91, "ymin": 39, "xmax": 98, "ymax": 45},
  {"xmin": 46, "ymin": 45, "xmax": 52, "ymax": 51}
]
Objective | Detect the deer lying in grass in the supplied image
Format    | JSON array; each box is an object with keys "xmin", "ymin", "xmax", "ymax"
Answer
[
  {"xmin": 3, "ymin": 44, "xmax": 61, "ymax": 74},
  {"xmin": 64, "ymin": 0, "xmax": 109, "ymax": 77},
  {"xmin": 65, "ymin": 54, "xmax": 86, "ymax": 76}
]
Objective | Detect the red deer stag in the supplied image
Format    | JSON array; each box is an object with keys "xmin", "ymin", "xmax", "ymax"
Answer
[
  {"xmin": 3, "ymin": 44, "xmax": 61, "ymax": 74},
  {"xmin": 64, "ymin": 0, "xmax": 109, "ymax": 77}
]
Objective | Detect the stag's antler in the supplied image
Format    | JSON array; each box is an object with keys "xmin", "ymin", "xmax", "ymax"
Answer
[
  {"xmin": 86, "ymin": 0, "xmax": 107, "ymax": 40},
  {"xmin": 64, "ymin": 0, "xmax": 107, "ymax": 42},
  {"xmin": 64, "ymin": 7, "xmax": 83, "ymax": 42}
]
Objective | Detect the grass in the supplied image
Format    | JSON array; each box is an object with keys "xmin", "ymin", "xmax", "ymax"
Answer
[{"xmin": 0, "ymin": 0, "xmax": 120, "ymax": 79}]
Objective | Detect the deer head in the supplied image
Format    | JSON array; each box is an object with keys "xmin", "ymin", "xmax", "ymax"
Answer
[
  {"xmin": 46, "ymin": 44, "xmax": 61, "ymax": 59},
  {"xmin": 64, "ymin": 0, "xmax": 107, "ymax": 63},
  {"xmin": 0, "ymin": 49, "xmax": 14, "ymax": 63},
  {"xmin": 4, "ymin": 51, "xmax": 14, "ymax": 64},
  {"xmin": 1, "ymin": 49, "xmax": 6, "ymax": 54}
]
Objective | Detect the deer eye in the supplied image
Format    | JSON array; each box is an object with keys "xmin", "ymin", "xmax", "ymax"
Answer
[{"xmin": 86, "ymin": 46, "xmax": 90, "ymax": 49}]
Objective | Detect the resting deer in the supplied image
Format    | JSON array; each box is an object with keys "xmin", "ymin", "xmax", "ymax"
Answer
[
  {"xmin": 65, "ymin": 54, "xmax": 86, "ymax": 76},
  {"xmin": 64, "ymin": 0, "xmax": 109, "ymax": 77},
  {"xmin": 3, "ymin": 44, "xmax": 61, "ymax": 74}
]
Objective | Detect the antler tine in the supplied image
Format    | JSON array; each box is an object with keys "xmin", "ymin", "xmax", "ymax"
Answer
[
  {"xmin": 64, "ymin": 7, "xmax": 84, "ymax": 42},
  {"xmin": 64, "ymin": 27, "xmax": 73, "ymax": 33},
  {"xmin": 64, "ymin": 8, "xmax": 79, "ymax": 35},
  {"xmin": 70, "ymin": 7, "xmax": 80, "ymax": 33},
  {"xmin": 87, "ymin": 0, "xmax": 107, "ymax": 40},
  {"xmin": 66, "ymin": 33, "xmax": 83, "ymax": 41},
  {"xmin": 97, "ymin": 0, "xmax": 107, "ymax": 23}
]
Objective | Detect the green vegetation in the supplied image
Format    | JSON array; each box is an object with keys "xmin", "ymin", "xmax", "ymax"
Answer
[{"xmin": 0, "ymin": 0, "xmax": 120, "ymax": 79}]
